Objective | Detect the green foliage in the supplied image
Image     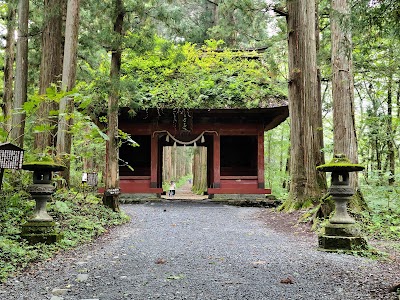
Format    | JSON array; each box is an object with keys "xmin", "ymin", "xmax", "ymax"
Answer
[
  {"xmin": 65, "ymin": 112, "xmax": 108, "ymax": 186},
  {"xmin": 359, "ymin": 178, "xmax": 400, "ymax": 241},
  {"xmin": 156, "ymin": 0, "xmax": 275, "ymax": 48},
  {"xmin": 175, "ymin": 175, "xmax": 192, "ymax": 189},
  {"xmin": 264, "ymin": 120, "xmax": 290, "ymax": 199},
  {"xmin": 122, "ymin": 37, "xmax": 286, "ymax": 110},
  {"xmin": 0, "ymin": 189, "xmax": 129, "ymax": 282},
  {"xmin": 117, "ymin": 130, "xmax": 138, "ymax": 147},
  {"xmin": 162, "ymin": 175, "xmax": 192, "ymax": 193}
]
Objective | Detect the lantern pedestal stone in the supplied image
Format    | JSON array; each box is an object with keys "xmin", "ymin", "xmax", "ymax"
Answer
[
  {"xmin": 21, "ymin": 162, "xmax": 65, "ymax": 244},
  {"xmin": 21, "ymin": 220, "xmax": 61, "ymax": 244},
  {"xmin": 318, "ymin": 223, "xmax": 367, "ymax": 252},
  {"xmin": 317, "ymin": 154, "xmax": 368, "ymax": 252}
]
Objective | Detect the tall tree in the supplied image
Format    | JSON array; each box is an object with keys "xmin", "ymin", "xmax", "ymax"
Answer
[
  {"xmin": 34, "ymin": 0, "xmax": 63, "ymax": 152},
  {"xmin": 163, "ymin": 146, "xmax": 172, "ymax": 182},
  {"xmin": 192, "ymin": 146, "xmax": 207, "ymax": 194},
  {"xmin": 386, "ymin": 74, "xmax": 395, "ymax": 185},
  {"xmin": 103, "ymin": 0, "xmax": 125, "ymax": 211},
  {"xmin": 56, "ymin": 0, "xmax": 81, "ymax": 185},
  {"xmin": 352, "ymin": 0, "xmax": 400, "ymax": 183},
  {"xmin": 10, "ymin": 0, "xmax": 29, "ymax": 147},
  {"xmin": 285, "ymin": 0, "xmax": 326, "ymax": 209},
  {"xmin": 331, "ymin": 0, "xmax": 359, "ymax": 186},
  {"xmin": 2, "ymin": 3, "xmax": 16, "ymax": 134}
]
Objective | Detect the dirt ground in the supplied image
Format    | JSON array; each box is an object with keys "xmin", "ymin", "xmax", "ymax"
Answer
[{"xmin": 255, "ymin": 208, "xmax": 317, "ymax": 241}]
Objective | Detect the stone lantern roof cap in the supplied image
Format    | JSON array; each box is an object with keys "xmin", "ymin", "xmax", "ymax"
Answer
[
  {"xmin": 23, "ymin": 161, "xmax": 66, "ymax": 172},
  {"xmin": 316, "ymin": 154, "xmax": 364, "ymax": 172}
]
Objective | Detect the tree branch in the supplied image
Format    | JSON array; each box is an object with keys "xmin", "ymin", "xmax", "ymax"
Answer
[
  {"xmin": 205, "ymin": 0, "xmax": 218, "ymax": 6},
  {"xmin": 272, "ymin": 6, "xmax": 288, "ymax": 17}
]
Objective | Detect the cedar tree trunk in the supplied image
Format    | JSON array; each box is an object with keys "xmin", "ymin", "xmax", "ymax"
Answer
[
  {"xmin": 2, "ymin": 5, "xmax": 16, "ymax": 134},
  {"xmin": 285, "ymin": 0, "xmax": 326, "ymax": 209},
  {"xmin": 11, "ymin": 0, "xmax": 29, "ymax": 147},
  {"xmin": 34, "ymin": 0, "xmax": 63, "ymax": 152},
  {"xmin": 331, "ymin": 0, "xmax": 368, "ymax": 211},
  {"xmin": 103, "ymin": 0, "xmax": 124, "ymax": 211},
  {"xmin": 56, "ymin": 0, "xmax": 80, "ymax": 185}
]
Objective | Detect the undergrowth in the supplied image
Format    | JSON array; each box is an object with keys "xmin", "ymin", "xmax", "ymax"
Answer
[
  {"xmin": 296, "ymin": 175, "xmax": 400, "ymax": 258},
  {"xmin": 0, "ymin": 188, "xmax": 129, "ymax": 283},
  {"xmin": 358, "ymin": 182, "xmax": 400, "ymax": 246}
]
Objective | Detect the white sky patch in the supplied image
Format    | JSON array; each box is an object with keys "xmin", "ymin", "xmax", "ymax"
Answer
[{"xmin": 369, "ymin": 0, "xmax": 380, "ymax": 7}]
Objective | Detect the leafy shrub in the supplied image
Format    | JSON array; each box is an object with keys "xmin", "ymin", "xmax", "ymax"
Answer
[
  {"xmin": 359, "ymin": 181, "xmax": 400, "ymax": 241},
  {"xmin": 0, "ymin": 188, "xmax": 129, "ymax": 282}
]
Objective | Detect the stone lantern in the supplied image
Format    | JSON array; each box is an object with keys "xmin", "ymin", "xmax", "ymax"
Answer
[
  {"xmin": 316, "ymin": 154, "xmax": 367, "ymax": 252},
  {"xmin": 21, "ymin": 162, "xmax": 65, "ymax": 244}
]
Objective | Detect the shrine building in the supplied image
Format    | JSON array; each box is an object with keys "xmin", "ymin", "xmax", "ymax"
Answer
[{"xmin": 117, "ymin": 105, "xmax": 288, "ymax": 197}]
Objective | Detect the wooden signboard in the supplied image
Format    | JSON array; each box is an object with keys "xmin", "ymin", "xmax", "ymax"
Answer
[
  {"xmin": 0, "ymin": 142, "xmax": 24, "ymax": 190},
  {"xmin": 0, "ymin": 142, "xmax": 24, "ymax": 169}
]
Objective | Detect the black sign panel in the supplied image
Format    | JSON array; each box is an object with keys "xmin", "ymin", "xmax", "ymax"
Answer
[
  {"xmin": 0, "ymin": 143, "xmax": 24, "ymax": 169},
  {"xmin": 87, "ymin": 173, "xmax": 98, "ymax": 187}
]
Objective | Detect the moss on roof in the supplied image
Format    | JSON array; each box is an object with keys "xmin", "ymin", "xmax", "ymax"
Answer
[
  {"xmin": 23, "ymin": 161, "xmax": 66, "ymax": 172},
  {"xmin": 317, "ymin": 154, "xmax": 364, "ymax": 172}
]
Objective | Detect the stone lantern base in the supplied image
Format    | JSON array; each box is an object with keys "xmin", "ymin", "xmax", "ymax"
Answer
[
  {"xmin": 21, "ymin": 221, "xmax": 63, "ymax": 244},
  {"xmin": 318, "ymin": 223, "xmax": 367, "ymax": 252}
]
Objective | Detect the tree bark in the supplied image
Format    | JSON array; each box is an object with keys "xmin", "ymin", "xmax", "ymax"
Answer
[
  {"xmin": 11, "ymin": 0, "xmax": 29, "ymax": 148},
  {"xmin": 2, "ymin": 4, "xmax": 16, "ymax": 134},
  {"xmin": 172, "ymin": 146, "xmax": 177, "ymax": 180},
  {"xmin": 56, "ymin": 0, "xmax": 80, "ymax": 186},
  {"xmin": 205, "ymin": 0, "xmax": 218, "ymax": 27},
  {"xmin": 285, "ymin": 0, "xmax": 326, "ymax": 209},
  {"xmin": 397, "ymin": 80, "xmax": 400, "ymax": 121},
  {"xmin": 315, "ymin": 0, "xmax": 326, "ymax": 176},
  {"xmin": 192, "ymin": 147, "xmax": 207, "ymax": 194},
  {"xmin": 386, "ymin": 75, "xmax": 395, "ymax": 185},
  {"xmin": 192, "ymin": 147, "xmax": 199, "ymax": 191},
  {"xmin": 34, "ymin": 0, "xmax": 63, "ymax": 152},
  {"xmin": 163, "ymin": 146, "xmax": 172, "ymax": 183},
  {"xmin": 83, "ymin": 125, "xmax": 95, "ymax": 172},
  {"xmin": 177, "ymin": 147, "xmax": 182, "ymax": 178},
  {"xmin": 367, "ymin": 84, "xmax": 381, "ymax": 172},
  {"xmin": 331, "ymin": 0, "xmax": 368, "ymax": 211},
  {"xmin": 331, "ymin": 0, "xmax": 359, "ymax": 184},
  {"xmin": 103, "ymin": 0, "xmax": 124, "ymax": 211}
]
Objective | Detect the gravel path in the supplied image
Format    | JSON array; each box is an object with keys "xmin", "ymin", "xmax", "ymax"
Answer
[{"xmin": 1, "ymin": 202, "xmax": 398, "ymax": 300}]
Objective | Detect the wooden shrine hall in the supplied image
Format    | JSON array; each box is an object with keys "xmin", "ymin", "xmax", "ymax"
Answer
[{"xmin": 118, "ymin": 106, "xmax": 288, "ymax": 197}]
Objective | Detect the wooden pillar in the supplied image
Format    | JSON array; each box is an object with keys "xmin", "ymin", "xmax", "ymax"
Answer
[
  {"xmin": 157, "ymin": 141, "xmax": 163, "ymax": 188},
  {"xmin": 207, "ymin": 139, "xmax": 213, "ymax": 187},
  {"xmin": 257, "ymin": 129, "xmax": 265, "ymax": 189},
  {"xmin": 150, "ymin": 133, "xmax": 158, "ymax": 188},
  {"xmin": 213, "ymin": 133, "xmax": 220, "ymax": 188}
]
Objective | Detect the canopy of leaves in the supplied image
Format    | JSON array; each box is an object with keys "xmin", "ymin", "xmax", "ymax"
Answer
[
  {"xmin": 152, "ymin": 0, "xmax": 276, "ymax": 47},
  {"xmin": 120, "ymin": 38, "xmax": 287, "ymax": 111}
]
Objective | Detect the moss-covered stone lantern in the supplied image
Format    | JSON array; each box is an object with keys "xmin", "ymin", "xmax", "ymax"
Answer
[
  {"xmin": 316, "ymin": 154, "xmax": 367, "ymax": 252},
  {"xmin": 21, "ymin": 161, "xmax": 65, "ymax": 244}
]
